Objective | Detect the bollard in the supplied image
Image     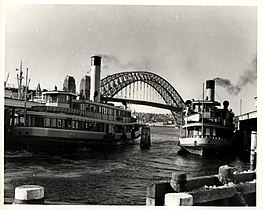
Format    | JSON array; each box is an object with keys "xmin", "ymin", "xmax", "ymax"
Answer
[
  {"xmin": 164, "ymin": 193, "xmax": 193, "ymax": 206},
  {"xmin": 170, "ymin": 173, "xmax": 187, "ymax": 192},
  {"xmin": 140, "ymin": 125, "xmax": 151, "ymax": 149},
  {"xmin": 13, "ymin": 185, "xmax": 44, "ymax": 204},
  {"xmin": 218, "ymin": 165, "xmax": 234, "ymax": 185},
  {"xmin": 250, "ymin": 131, "xmax": 257, "ymax": 171}
]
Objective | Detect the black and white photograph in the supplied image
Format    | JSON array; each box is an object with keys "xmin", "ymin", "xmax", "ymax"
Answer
[{"xmin": 2, "ymin": 0, "xmax": 260, "ymax": 207}]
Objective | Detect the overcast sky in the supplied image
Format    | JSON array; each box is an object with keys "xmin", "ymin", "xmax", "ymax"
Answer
[{"xmin": 5, "ymin": 4, "xmax": 257, "ymax": 114}]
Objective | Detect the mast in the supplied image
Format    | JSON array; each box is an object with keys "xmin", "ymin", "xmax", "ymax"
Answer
[
  {"xmin": 240, "ymin": 99, "xmax": 242, "ymax": 115},
  {"xmin": 201, "ymin": 83, "xmax": 204, "ymax": 137},
  {"xmin": 17, "ymin": 61, "xmax": 23, "ymax": 100},
  {"xmin": 23, "ymin": 68, "xmax": 29, "ymax": 126}
]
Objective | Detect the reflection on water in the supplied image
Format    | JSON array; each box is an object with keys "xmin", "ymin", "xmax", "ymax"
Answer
[{"xmin": 4, "ymin": 126, "xmax": 249, "ymax": 205}]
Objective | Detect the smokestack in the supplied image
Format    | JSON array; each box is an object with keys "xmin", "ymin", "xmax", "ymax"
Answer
[
  {"xmin": 206, "ymin": 80, "xmax": 215, "ymax": 101},
  {"xmin": 90, "ymin": 55, "xmax": 102, "ymax": 102}
]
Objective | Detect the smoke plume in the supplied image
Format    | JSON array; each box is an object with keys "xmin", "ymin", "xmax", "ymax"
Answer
[
  {"xmin": 214, "ymin": 56, "xmax": 257, "ymax": 95},
  {"xmin": 99, "ymin": 54, "xmax": 152, "ymax": 70}
]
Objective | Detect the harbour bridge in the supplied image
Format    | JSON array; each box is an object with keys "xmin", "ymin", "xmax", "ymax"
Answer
[{"xmin": 100, "ymin": 71, "xmax": 185, "ymax": 122}]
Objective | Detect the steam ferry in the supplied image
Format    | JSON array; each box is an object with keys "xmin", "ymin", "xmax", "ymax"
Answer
[
  {"xmin": 178, "ymin": 80, "xmax": 235, "ymax": 157},
  {"xmin": 9, "ymin": 56, "xmax": 140, "ymax": 152}
]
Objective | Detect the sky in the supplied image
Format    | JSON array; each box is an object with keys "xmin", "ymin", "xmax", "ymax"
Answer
[{"xmin": 4, "ymin": 3, "xmax": 257, "ymax": 114}]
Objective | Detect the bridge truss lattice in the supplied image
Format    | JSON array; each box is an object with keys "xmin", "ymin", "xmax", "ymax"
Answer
[{"xmin": 100, "ymin": 71, "xmax": 185, "ymax": 123}]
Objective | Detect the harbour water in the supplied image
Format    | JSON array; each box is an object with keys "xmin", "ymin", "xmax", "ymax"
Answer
[{"xmin": 4, "ymin": 126, "xmax": 249, "ymax": 205}]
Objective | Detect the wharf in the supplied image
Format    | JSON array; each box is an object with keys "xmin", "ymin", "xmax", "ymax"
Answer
[{"xmin": 146, "ymin": 165, "xmax": 256, "ymax": 206}]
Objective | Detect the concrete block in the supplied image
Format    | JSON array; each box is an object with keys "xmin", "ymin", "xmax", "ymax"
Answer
[
  {"xmin": 14, "ymin": 185, "xmax": 44, "ymax": 204},
  {"xmin": 164, "ymin": 193, "xmax": 193, "ymax": 206}
]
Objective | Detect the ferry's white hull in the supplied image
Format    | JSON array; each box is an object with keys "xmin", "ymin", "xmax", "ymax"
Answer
[{"xmin": 178, "ymin": 137, "xmax": 234, "ymax": 156}]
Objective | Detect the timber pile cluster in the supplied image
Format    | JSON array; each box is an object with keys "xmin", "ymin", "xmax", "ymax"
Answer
[{"xmin": 146, "ymin": 165, "xmax": 256, "ymax": 206}]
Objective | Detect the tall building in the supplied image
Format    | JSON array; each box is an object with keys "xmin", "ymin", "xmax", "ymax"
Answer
[
  {"xmin": 79, "ymin": 75, "xmax": 91, "ymax": 99},
  {"xmin": 63, "ymin": 75, "xmax": 76, "ymax": 93}
]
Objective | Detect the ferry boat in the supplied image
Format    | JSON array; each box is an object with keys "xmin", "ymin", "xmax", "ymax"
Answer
[
  {"xmin": 9, "ymin": 56, "xmax": 140, "ymax": 152},
  {"xmin": 178, "ymin": 80, "xmax": 235, "ymax": 157}
]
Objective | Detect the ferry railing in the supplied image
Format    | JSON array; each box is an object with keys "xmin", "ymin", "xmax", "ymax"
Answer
[{"xmin": 30, "ymin": 106, "xmax": 131, "ymax": 123}]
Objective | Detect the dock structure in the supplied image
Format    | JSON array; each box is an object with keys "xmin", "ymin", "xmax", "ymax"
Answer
[
  {"xmin": 146, "ymin": 165, "xmax": 256, "ymax": 206},
  {"xmin": 235, "ymin": 98, "xmax": 257, "ymax": 161}
]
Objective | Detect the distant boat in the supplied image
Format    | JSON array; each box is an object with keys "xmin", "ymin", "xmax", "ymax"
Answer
[{"xmin": 178, "ymin": 80, "xmax": 235, "ymax": 157}]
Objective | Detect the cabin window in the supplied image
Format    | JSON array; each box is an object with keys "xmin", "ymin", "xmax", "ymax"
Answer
[
  {"xmin": 80, "ymin": 121, "xmax": 85, "ymax": 130},
  {"xmin": 57, "ymin": 119, "xmax": 62, "ymax": 128},
  {"xmin": 58, "ymin": 95, "xmax": 66, "ymax": 103},
  {"xmin": 19, "ymin": 116, "xmax": 24, "ymax": 125},
  {"xmin": 46, "ymin": 95, "xmax": 51, "ymax": 103},
  {"xmin": 61, "ymin": 119, "xmax": 66, "ymax": 128},
  {"xmin": 27, "ymin": 115, "xmax": 32, "ymax": 126},
  {"xmin": 73, "ymin": 103, "xmax": 80, "ymax": 110},
  {"xmin": 98, "ymin": 123, "xmax": 104, "ymax": 132},
  {"xmin": 85, "ymin": 121, "xmax": 90, "ymax": 130},
  {"xmin": 212, "ymin": 129, "xmax": 216, "ymax": 136},
  {"xmin": 51, "ymin": 95, "xmax": 58, "ymax": 103},
  {"xmin": 35, "ymin": 116, "xmax": 44, "ymax": 127},
  {"xmin": 72, "ymin": 120, "xmax": 75, "ymax": 129},
  {"xmin": 90, "ymin": 122, "xmax": 96, "ymax": 131},
  {"xmin": 205, "ymin": 128, "xmax": 210, "ymax": 136},
  {"xmin": 64, "ymin": 119, "xmax": 70, "ymax": 129},
  {"xmin": 75, "ymin": 121, "xmax": 79, "ymax": 129},
  {"xmin": 45, "ymin": 118, "xmax": 51, "ymax": 127},
  {"xmin": 97, "ymin": 123, "xmax": 100, "ymax": 131},
  {"xmin": 90, "ymin": 105, "xmax": 94, "ymax": 112},
  {"xmin": 191, "ymin": 128, "xmax": 196, "ymax": 137},
  {"xmin": 51, "ymin": 118, "xmax": 57, "ymax": 127},
  {"xmin": 86, "ymin": 104, "xmax": 90, "ymax": 112}
]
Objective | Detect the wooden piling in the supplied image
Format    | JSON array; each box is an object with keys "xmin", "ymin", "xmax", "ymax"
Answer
[
  {"xmin": 13, "ymin": 185, "xmax": 44, "ymax": 204},
  {"xmin": 250, "ymin": 131, "xmax": 257, "ymax": 170},
  {"xmin": 170, "ymin": 173, "xmax": 187, "ymax": 192},
  {"xmin": 146, "ymin": 181, "xmax": 174, "ymax": 206},
  {"xmin": 140, "ymin": 125, "xmax": 151, "ymax": 149},
  {"xmin": 218, "ymin": 165, "xmax": 234, "ymax": 184},
  {"xmin": 146, "ymin": 165, "xmax": 256, "ymax": 206}
]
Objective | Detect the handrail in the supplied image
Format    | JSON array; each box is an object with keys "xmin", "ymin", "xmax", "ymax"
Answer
[{"xmin": 29, "ymin": 106, "xmax": 133, "ymax": 123}]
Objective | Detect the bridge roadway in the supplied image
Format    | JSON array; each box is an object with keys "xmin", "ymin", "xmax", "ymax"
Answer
[{"xmin": 101, "ymin": 97, "xmax": 183, "ymax": 112}]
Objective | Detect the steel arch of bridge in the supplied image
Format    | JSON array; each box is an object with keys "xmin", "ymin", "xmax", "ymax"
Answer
[{"xmin": 100, "ymin": 71, "xmax": 185, "ymax": 110}]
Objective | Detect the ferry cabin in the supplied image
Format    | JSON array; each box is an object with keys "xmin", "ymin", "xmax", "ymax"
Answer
[
  {"xmin": 12, "ymin": 91, "xmax": 139, "ymax": 149},
  {"xmin": 180, "ymin": 99, "xmax": 235, "ymax": 148}
]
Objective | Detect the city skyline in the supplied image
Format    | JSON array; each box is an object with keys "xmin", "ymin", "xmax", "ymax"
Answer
[{"xmin": 4, "ymin": 3, "xmax": 257, "ymax": 114}]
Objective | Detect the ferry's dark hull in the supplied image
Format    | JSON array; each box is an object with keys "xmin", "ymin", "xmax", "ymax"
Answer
[{"xmin": 7, "ymin": 127, "xmax": 140, "ymax": 153}]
